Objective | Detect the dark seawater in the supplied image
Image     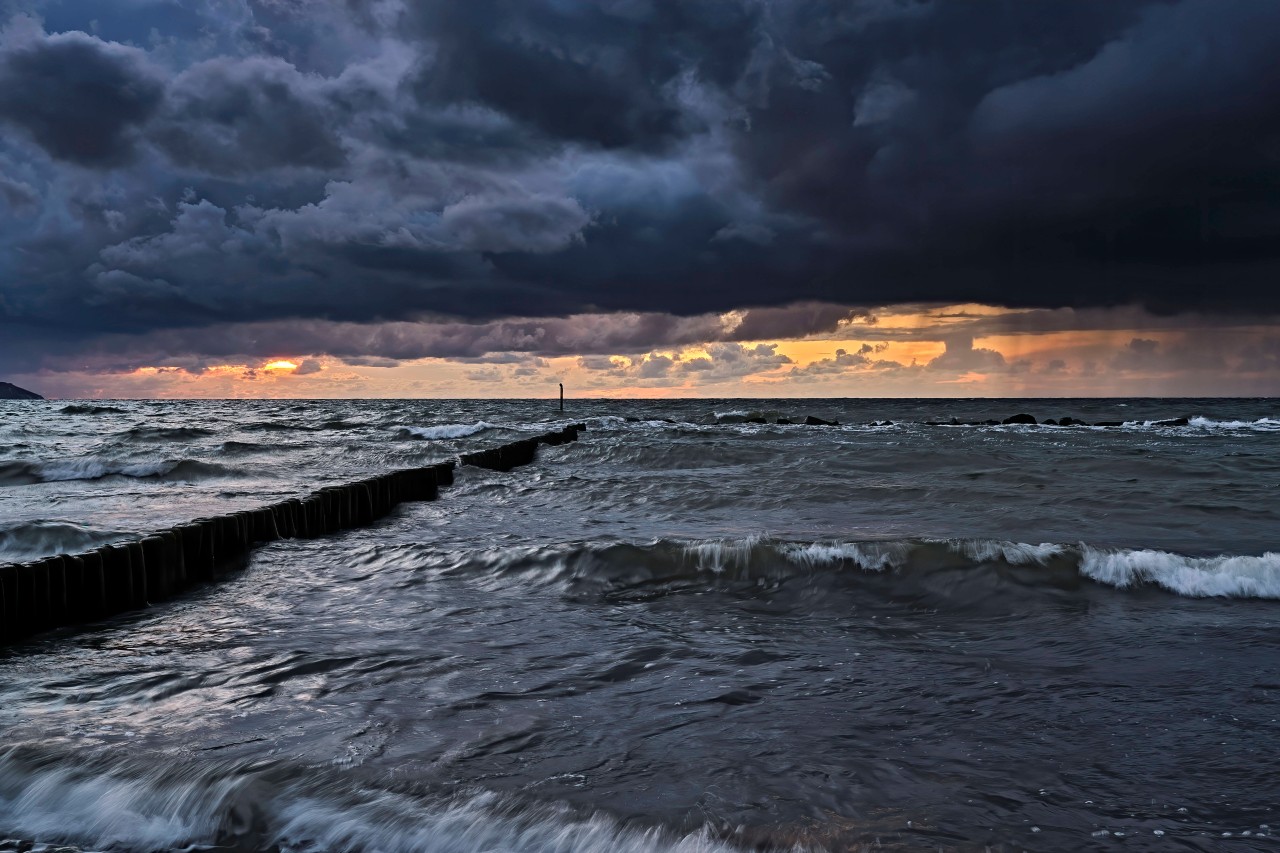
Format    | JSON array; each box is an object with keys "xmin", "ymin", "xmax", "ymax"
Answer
[{"xmin": 1, "ymin": 398, "xmax": 1278, "ymax": 851}]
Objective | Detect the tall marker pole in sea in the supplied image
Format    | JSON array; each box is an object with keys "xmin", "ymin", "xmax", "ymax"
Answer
[{"xmin": 559, "ymin": 383, "xmax": 564, "ymax": 412}]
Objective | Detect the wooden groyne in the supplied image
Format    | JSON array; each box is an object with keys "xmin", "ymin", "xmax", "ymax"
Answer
[{"xmin": 0, "ymin": 423, "xmax": 586, "ymax": 645}]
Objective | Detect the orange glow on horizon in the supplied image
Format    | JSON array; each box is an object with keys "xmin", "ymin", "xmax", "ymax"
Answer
[{"xmin": 31, "ymin": 304, "xmax": 1280, "ymax": 399}]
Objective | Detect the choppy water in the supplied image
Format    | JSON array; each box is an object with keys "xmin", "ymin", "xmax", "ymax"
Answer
[{"xmin": 1, "ymin": 398, "xmax": 1278, "ymax": 851}]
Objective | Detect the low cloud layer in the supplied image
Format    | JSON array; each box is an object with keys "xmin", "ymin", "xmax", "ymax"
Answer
[{"xmin": 2, "ymin": 0, "xmax": 1279, "ymax": 383}]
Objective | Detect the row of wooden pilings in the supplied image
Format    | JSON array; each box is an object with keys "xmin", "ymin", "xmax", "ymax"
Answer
[{"xmin": 0, "ymin": 422, "xmax": 587, "ymax": 645}]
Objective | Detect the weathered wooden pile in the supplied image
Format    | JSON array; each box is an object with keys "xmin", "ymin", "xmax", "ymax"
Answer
[
  {"xmin": 460, "ymin": 423, "xmax": 585, "ymax": 471},
  {"xmin": 0, "ymin": 422, "xmax": 587, "ymax": 645}
]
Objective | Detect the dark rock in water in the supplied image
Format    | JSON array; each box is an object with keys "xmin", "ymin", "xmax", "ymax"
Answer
[
  {"xmin": 1002, "ymin": 413, "xmax": 1037, "ymax": 425},
  {"xmin": 1094, "ymin": 420, "xmax": 1125, "ymax": 427},
  {"xmin": 1058, "ymin": 416, "xmax": 1089, "ymax": 426},
  {"xmin": 625, "ymin": 416, "xmax": 641, "ymax": 422},
  {"xmin": 1042, "ymin": 418, "xmax": 1059, "ymax": 426},
  {"xmin": 1154, "ymin": 417, "xmax": 1190, "ymax": 427},
  {"xmin": 804, "ymin": 416, "xmax": 839, "ymax": 426},
  {"xmin": 0, "ymin": 382, "xmax": 41, "ymax": 400},
  {"xmin": 776, "ymin": 418, "xmax": 794, "ymax": 425},
  {"xmin": 744, "ymin": 417, "xmax": 767, "ymax": 424}
]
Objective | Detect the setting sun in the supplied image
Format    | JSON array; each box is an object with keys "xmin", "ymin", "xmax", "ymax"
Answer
[{"xmin": 262, "ymin": 360, "xmax": 298, "ymax": 371}]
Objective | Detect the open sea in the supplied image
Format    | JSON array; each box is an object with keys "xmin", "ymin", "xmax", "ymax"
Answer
[{"xmin": 1, "ymin": 397, "xmax": 1278, "ymax": 852}]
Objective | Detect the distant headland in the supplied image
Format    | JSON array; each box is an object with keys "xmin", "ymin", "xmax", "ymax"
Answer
[{"xmin": 0, "ymin": 382, "xmax": 42, "ymax": 400}]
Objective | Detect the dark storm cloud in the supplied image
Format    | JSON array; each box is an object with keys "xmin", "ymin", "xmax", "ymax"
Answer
[
  {"xmin": 407, "ymin": 0, "xmax": 761, "ymax": 151},
  {"xmin": 0, "ymin": 301, "xmax": 865, "ymax": 374},
  {"xmin": 151, "ymin": 55, "xmax": 347, "ymax": 175},
  {"xmin": 0, "ymin": 172, "xmax": 38, "ymax": 212},
  {"xmin": 3, "ymin": 0, "xmax": 1280, "ymax": 375},
  {"xmin": 0, "ymin": 19, "xmax": 164, "ymax": 166},
  {"xmin": 925, "ymin": 335, "xmax": 1007, "ymax": 373}
]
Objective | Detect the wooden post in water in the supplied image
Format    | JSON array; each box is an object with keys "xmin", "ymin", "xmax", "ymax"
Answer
[
  {"xmin": 1, "ymin": 428, "xmax": 589, "ymax": 645},
  {"xmin": 559, "ymin": 383, "xmax": 564, "ymax": 411}
]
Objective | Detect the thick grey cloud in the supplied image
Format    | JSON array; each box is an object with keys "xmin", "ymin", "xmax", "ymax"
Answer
[
  {"xmin": 0, "ymin": 19, "xmax": 164, "ymax": 166},
  {"xmin": 793, "ymin": 344, "xmax": 902, "ymax": 378},
  {"xmin": 2, "ymin": 301, "xmax": 860, "ymax": 374},
  {"xmin": 151, "ymin": 55, "xmax": 347, "ymax": 175},
  {"xmin": 1, "ymin": 0, "xmax": 1279, "ymax": 377},
  {"xmin": 0, "ymin": 172, "xmax": 37, "ymax": 211},
  {"xmin": 406, "ymin": 1, "xmax": 762, "ymax": 151},
  {"xmin": 926, "ymin": 335, "xmax": 1008, "ymax": 373}
]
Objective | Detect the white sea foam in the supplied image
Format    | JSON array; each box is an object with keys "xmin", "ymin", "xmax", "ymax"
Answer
[
  {"xmin": 682, "ymin": 535, "xmax": 766, "ymax": 573},
  {"xmin": 783, "ymin": 541, "xmax": 914, "ymax": 572},
  {"xmin": 949, "ymin": 539, "xmax": 1280, "ymax": 599},
  {"xmin": 1079, "ymin": 546, "xmax": 1280, "ymax": 598},
  {"xmin": 674, "ymin": 536, "xmax": 1280, "ymax": 599},
  {"xmin": 400, "ymin": 422, "xmax": 496, "ymax": 440},
  {"xmin": 951, "ymin": 539, "xmax": 1067, "ymax": 566},
  {"xmin": 0, "ymin": 520, "xmax": 124, "ymax": 561},
  {"xmin": 29, "ymin": 457, "xmax": 232, "ymax": 483},
  {"xmin": 1187, "ymin": 416, "xmax": 1280, "ymax": 432},
  {"xmin": 35, "ymin": 458, "xmax": 171, "ymax": 481},
  {"xmin": 0, "ymin": 760, "xmax": 230, "ymax": 850},
  {"xmin": 272, "ymin": 789, "xmax": 741, "ymax": 853},
  {"xmin": 0, "ymin": 754, "xmax": 746, "ymax": 853}
]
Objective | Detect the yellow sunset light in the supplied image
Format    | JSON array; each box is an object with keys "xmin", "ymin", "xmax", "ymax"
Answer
[{"xmin": 263, "ymin": 360, "xmax": 299, "ymax": 371}]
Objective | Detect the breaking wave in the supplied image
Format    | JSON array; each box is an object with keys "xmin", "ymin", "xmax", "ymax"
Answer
[
  {"xmin": 396, "ymin": 422, "xmax": 497, "ymax": 440},
  {"xmin": 0, "ymin": 457, "xmax": 245, "ymax": 486},
  {"xmin": 444, "ymin": 536, "xmax": 1280, "ymax": 601},
  {"xmin": 119, "ymin": 426, "xmax": 216, "ymax": 441},
  {"xmin": 1186, "ymin": 416, "xmax": 1280, "ymax": 431},
  {"xmin": 0, "ymin": 748, "xmax": 744, "ymax": 853},
  {"xmin": 0, "ymin": 520, "xmax": 130, "ymax": 561}
]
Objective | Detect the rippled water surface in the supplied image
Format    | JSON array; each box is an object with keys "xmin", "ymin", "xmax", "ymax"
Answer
[{"xmin": 1, "ymin": 398, "xmax": 1279, "ymax": 851}]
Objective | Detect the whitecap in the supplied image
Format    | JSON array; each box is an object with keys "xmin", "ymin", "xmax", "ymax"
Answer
[
  {"xmin": 398, "ymin": 422, "xmax": 496, "ymax": 440},
  {"xmin": 1079, "ymin": 546, "xmax": 1280, "ymax": 598},
  {"xmin": 951, "ymin": 539, "xmax": 1067, "ymax": 566}
]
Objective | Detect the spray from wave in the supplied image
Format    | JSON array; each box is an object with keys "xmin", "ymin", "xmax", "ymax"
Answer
[
  {"xmin": 395, "ymin": 422, "xmax": 497, "ymax": 440},
  {"xmin": 0, "ymin": 520, "xmax": 130, "ymax": 562},
  {"xmin": 0, "ymin": 748, "xmax": 750, "ymax": 853},
  {"xmin": 1186, "ymin": 415, "xmax": 1280, "ymax": 431},
  {"xmin": 437, "ymin": 536, "xmax": 1280, "ymax": 601},
  {"xmin": 0, "ymin": 457, "xmax": 247, "ymax": 486}
]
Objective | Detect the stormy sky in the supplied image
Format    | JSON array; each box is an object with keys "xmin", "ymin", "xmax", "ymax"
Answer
[{"xmin": 1, "ymin": 0, "xmax": 1279, "ymax": 397}]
